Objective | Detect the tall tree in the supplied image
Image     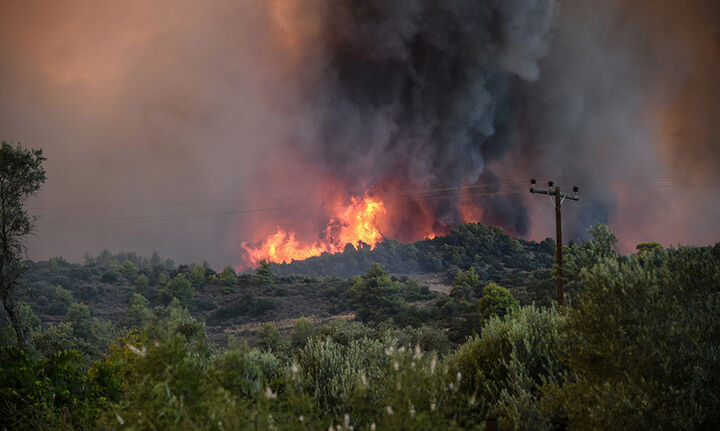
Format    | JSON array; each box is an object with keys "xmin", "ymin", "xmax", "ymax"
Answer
[{"xmin": 0, "ymin": 141, "xmax": 46, "ymax": 350}]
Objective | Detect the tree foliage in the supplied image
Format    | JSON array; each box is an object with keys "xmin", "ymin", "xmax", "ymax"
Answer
[
  {"xmin": 256, "ymin": 259, "xmax": 274, "ymax": 285},
  {"xmin": 0, "ymin": 142, "xmax": 46, "ymax": 350},
  {"xmin": 347, "ymin": 263, "xmax": 406, "ymax": 323},
  {"xmin": 477, "ymin": 283, "xmax": 519, "ymax": 320},
  {"xmin": 546, "ymin": 246, "xmax": 720, "ymax": 430}
]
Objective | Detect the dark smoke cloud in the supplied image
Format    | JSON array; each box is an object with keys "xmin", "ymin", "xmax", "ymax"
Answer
[
  {"xmin": 1, "ymin": 0, "xmax": 718, "ymax": 266},
  {"xmin": 286, "ymin": 0, "xmax": 558, "ymax": 236}
]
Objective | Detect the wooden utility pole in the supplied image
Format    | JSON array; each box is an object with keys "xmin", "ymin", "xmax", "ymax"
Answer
[{"xmin": 529, "ymin": 179, "xmax": 579, "ymax": 307}]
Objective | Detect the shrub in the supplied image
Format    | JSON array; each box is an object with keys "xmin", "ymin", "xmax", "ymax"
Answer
[
  {"xmin": 295, "ymin": 336, "xmax": 387, "ymax": 412},
  {"xmin": 207, "ymin": 294, "xmax": 277, "ymax": 323},
  {"xmin": 213, "ymin": 347, "xmax": 282, "ymax": 397},
  {"xmin": 121, "ymin": 293, "xmax": 151, "ymax": 329},
  {"xmin": 255, "ymin": 259, "xmax": 274, "ymax": 285},
  {"xmin": 290, "ymin": 317, "xmax": 315, "ymax": 348},
  {"xmin": 347, "ymin": 263, "xmax": 406, "ymax": 323},
  {"xmin": 402, "ymin": 278, "xmax": 431, "ymax": 301},
  {"xmin": 48, "ymin": 286, "xmax": 74, "ymax": 315},
  {"xmin": 449, "ymin": 305, "xmax": 566, "ymax": 430},
  {"xmin": 161, "ymin": 273, "xmax": 194, "ymax": 307},
  {"xmin": 477, "ymin": 282, "xmax": 519, "ymax": 320},
  {"xmin": 546, "ymin": 247, "xmax": 720, "ymax": 430},
  {"xmin": 65, "ymin": 302, "xmax": 92, "ymax": 340},
  {"xmin": 257, "ymin": 322, "xmax": 284, "ymax": 352},
  {"xmin": 316, "ymin": 319, "xmax": 373, "ymax": 346},
  {"xmin": 212, "ymin": 266, "xmax": 238, "ymax": 291}
]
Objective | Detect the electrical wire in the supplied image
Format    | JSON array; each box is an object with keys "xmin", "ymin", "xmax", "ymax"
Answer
[{"xmin": 32, "ymin": 176, "xmax": 720, "ymax": 232}]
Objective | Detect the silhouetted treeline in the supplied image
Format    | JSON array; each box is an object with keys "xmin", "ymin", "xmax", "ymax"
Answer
[{"xmin": 273, "ymin": 222, "xmax": 556, "ymax": 280}]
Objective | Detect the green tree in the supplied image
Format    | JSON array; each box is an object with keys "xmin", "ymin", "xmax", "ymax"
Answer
[
  {"xmin": 65, "ymin": 302, "xmax": 92, "ymax": 340},
  {"xmin": 122, "ymin": 294, "xmax": 151, "ymax": 329},
  {"xmin": 450, "ymin": 266, "xmax": 481, "ymax": 299},
  {"xmin": 134, "ymin": 273, "xmax": 150, "ymax": 296},
  {"xmin": 257, "ymin": 322, "xmax": 284, "ymax": 352},
  {"xmin": 636, "ymin": 241, "xmax": 663, "ymax": 254},
  {"xmin": 478, "ymin": 283, "xmax": 519, "ymax": 320},
  {"xmin": 119, "ymin": 260, "xmax": 139, "ymax": 283},
  {"xmin": 255, "ymin": 259, "xmax": 274, "ymax": 285},
  {"xmin": 0, "ymin": 142, "xmax": 46, "ymax": 350},
  {"xmin": 53, "ymin": 286, "xmax": 74, "ymax": 314},
  {"xmin": 290, "ymin": 317, "xmax": 315, "ymax": 348},
  {"xmin": 156, "ymin": 272, "xmax": 170, "ymax": 287},
  {"xmin": 0, "ymin": 301, "xmax": 40, "ymax": 347},
  {"xmin": 164, "ymin": 273, "xmax": 194, "ymax": 307},
  {"xmin": 347, "ymin": 263, "xmax": 406, "ymax": 323},
  {"xmin": 563, "ymin": 224, "xmax": 620, "ymax": 294},
  {"xmin": 189, "ymin": 264, "xmax": 206, "ymax": 288},
  {"xmin": 450, "ymin": 305, "xmax": 566, "ymax": 429},
  {"xmin": 212, "ymin": 265, "xmax": 238, "ymax": 291},
  {"xmin": 547, "ymin": 247, "xmax": 720, "ymax": 429}
]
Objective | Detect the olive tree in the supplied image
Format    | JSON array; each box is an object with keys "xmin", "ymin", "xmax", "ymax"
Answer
[{"xmin": 0, "ymin": 142, "xmax": 46, "ymax": 350}]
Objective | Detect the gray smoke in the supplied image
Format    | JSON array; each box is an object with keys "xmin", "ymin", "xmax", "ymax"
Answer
[
  {"xmin": 287, "ymin": 0, "xmax": 558, "ymax": 236},
  {"xmin": 1, "ymin": 0, "xmax": 718, "ymax": 266}
]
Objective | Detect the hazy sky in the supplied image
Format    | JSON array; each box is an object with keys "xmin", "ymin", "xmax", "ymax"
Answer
[{"xmin": 1, "ymin": 0, "xmax": 718, "ymax": 267}]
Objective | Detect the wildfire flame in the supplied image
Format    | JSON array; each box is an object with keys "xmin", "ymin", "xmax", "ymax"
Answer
[{"xmin": 242, "ymin": 194, "xmax": 386, "ymax": 266}]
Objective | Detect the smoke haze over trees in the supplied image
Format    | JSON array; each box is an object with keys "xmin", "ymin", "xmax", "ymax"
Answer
[{"xmin": 0, "ymin": 0, "xmax": 718, "ymax": 266}]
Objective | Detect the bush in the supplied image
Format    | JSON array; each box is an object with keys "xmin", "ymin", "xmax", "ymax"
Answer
[
  {"xmin": 161, "ymin": 273, "xmax": 194, "ymax": 307},
  {"xmin": 290, "ymin": 317, "xmax": 315, "ymax": 348},
  {"xmin": 212, "ymin": 266, "xmax": 238, "ymax": 291},
  {"xmin": 121, "ymin": 294, "xmax": 151, "ymax": 329},
  {"xmin": 402, "ymin": 278, "xmax": 431, "ymax": 301},
  {"xmin": 257, "ymin": 322, "xmax": 284, "ymax": 352},
  {"xmin": 0, "ymin": 347, "xmax": 99, "ymax": 430},
  {"xmin": 315, "ymin": 319, "xmax": 373, "ymax": 346},
  {"xmin": 214, "ymin": 346, "xmax": 282, "ymax": 397},
  {"xmin": 65, "ymin": 302, "xmax": 92, "ymax": 340},
  {"xmin": 449, "ymin": 305, "xmax": 566, "ymax": 430},
  {"xmin": 546, "ymin": 247, "xmax": 720, "ymax": 430},
  {"xmin": 256, "ymin": 259, "xmax": 274, "ymax": 285},
  {"xmin": 477, "ymin": 283, "xmax": 519, "ymax": 320},
  {"xmin": 47, "ymin": 286, "xmax": 74, "ymax": 315},
  {"xmin": 295, "ymin": 336, "xmax": 386, "ymax": 412},
  {"xmin": 347, "ymin": 263, "xmax": 406, "ymax": 323}
]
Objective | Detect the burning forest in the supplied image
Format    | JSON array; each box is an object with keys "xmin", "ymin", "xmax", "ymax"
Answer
[{"xmin": 2, "ymin": 1, "xmax": 720, "ymax": 430}]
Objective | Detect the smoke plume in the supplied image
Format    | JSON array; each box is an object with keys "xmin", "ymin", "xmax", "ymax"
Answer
[
  {"xmin": 275, "ymin": 0, "xmax": 558, "ymax": 239},
  {"xmin": 0, "ymin": 0, "xmax": 718, "ymax": 266}
]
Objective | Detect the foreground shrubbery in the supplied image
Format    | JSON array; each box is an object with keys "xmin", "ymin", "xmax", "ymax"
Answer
[{"xmin": 2, "ymin": 236, "xmax": 720, "ymax": 430}]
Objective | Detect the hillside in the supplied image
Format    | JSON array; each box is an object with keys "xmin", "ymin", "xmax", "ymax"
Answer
[
  {"xmin": 273, "ymin": 221, "xmax": 555, "ymax": 281},
  {"xmin": 10, "ymin": 222, "xmax": 556, "ymax": 348}
]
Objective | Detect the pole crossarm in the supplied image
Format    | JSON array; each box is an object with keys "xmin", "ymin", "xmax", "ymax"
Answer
[
  {"xmin": 528, "ymin": 178, "xmax": 579, "ymax": 307},
  {"xmin": 529, "ymin": 187, "xmax": 579, "ymax": 201}
]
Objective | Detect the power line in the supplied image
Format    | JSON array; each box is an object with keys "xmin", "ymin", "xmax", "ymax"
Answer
[
  {"xmin": 28, "ymin": 180, "xmax": 530, "ymax": 211},
  {"xmin": 31, "ymin": 175, "xmax": 720, "ymax": 232},
  {"xmin": 37, "ymin": 189, "xmax": 527, "ymax": 232},
  {"xmin": 28, "ymin": 176, "xmax": 720, "ymax": 211}
]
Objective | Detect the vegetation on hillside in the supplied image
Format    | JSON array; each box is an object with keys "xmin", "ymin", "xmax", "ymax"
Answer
[
  {"xmin": 2, "ymin": 142, "xmax": 719, "ymax": 430},
  {"xmin": 1, "ymin": 224, "xmax": 718, "ymax": 430},
  {"xmin": 273, "ymin": 222, "xmax": 556, "ymax": 281}
]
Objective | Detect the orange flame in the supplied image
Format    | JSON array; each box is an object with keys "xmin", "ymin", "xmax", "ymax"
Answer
[{"xmin": 242, "ymin": 194, "xmax": 386, "ymax": 265}]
